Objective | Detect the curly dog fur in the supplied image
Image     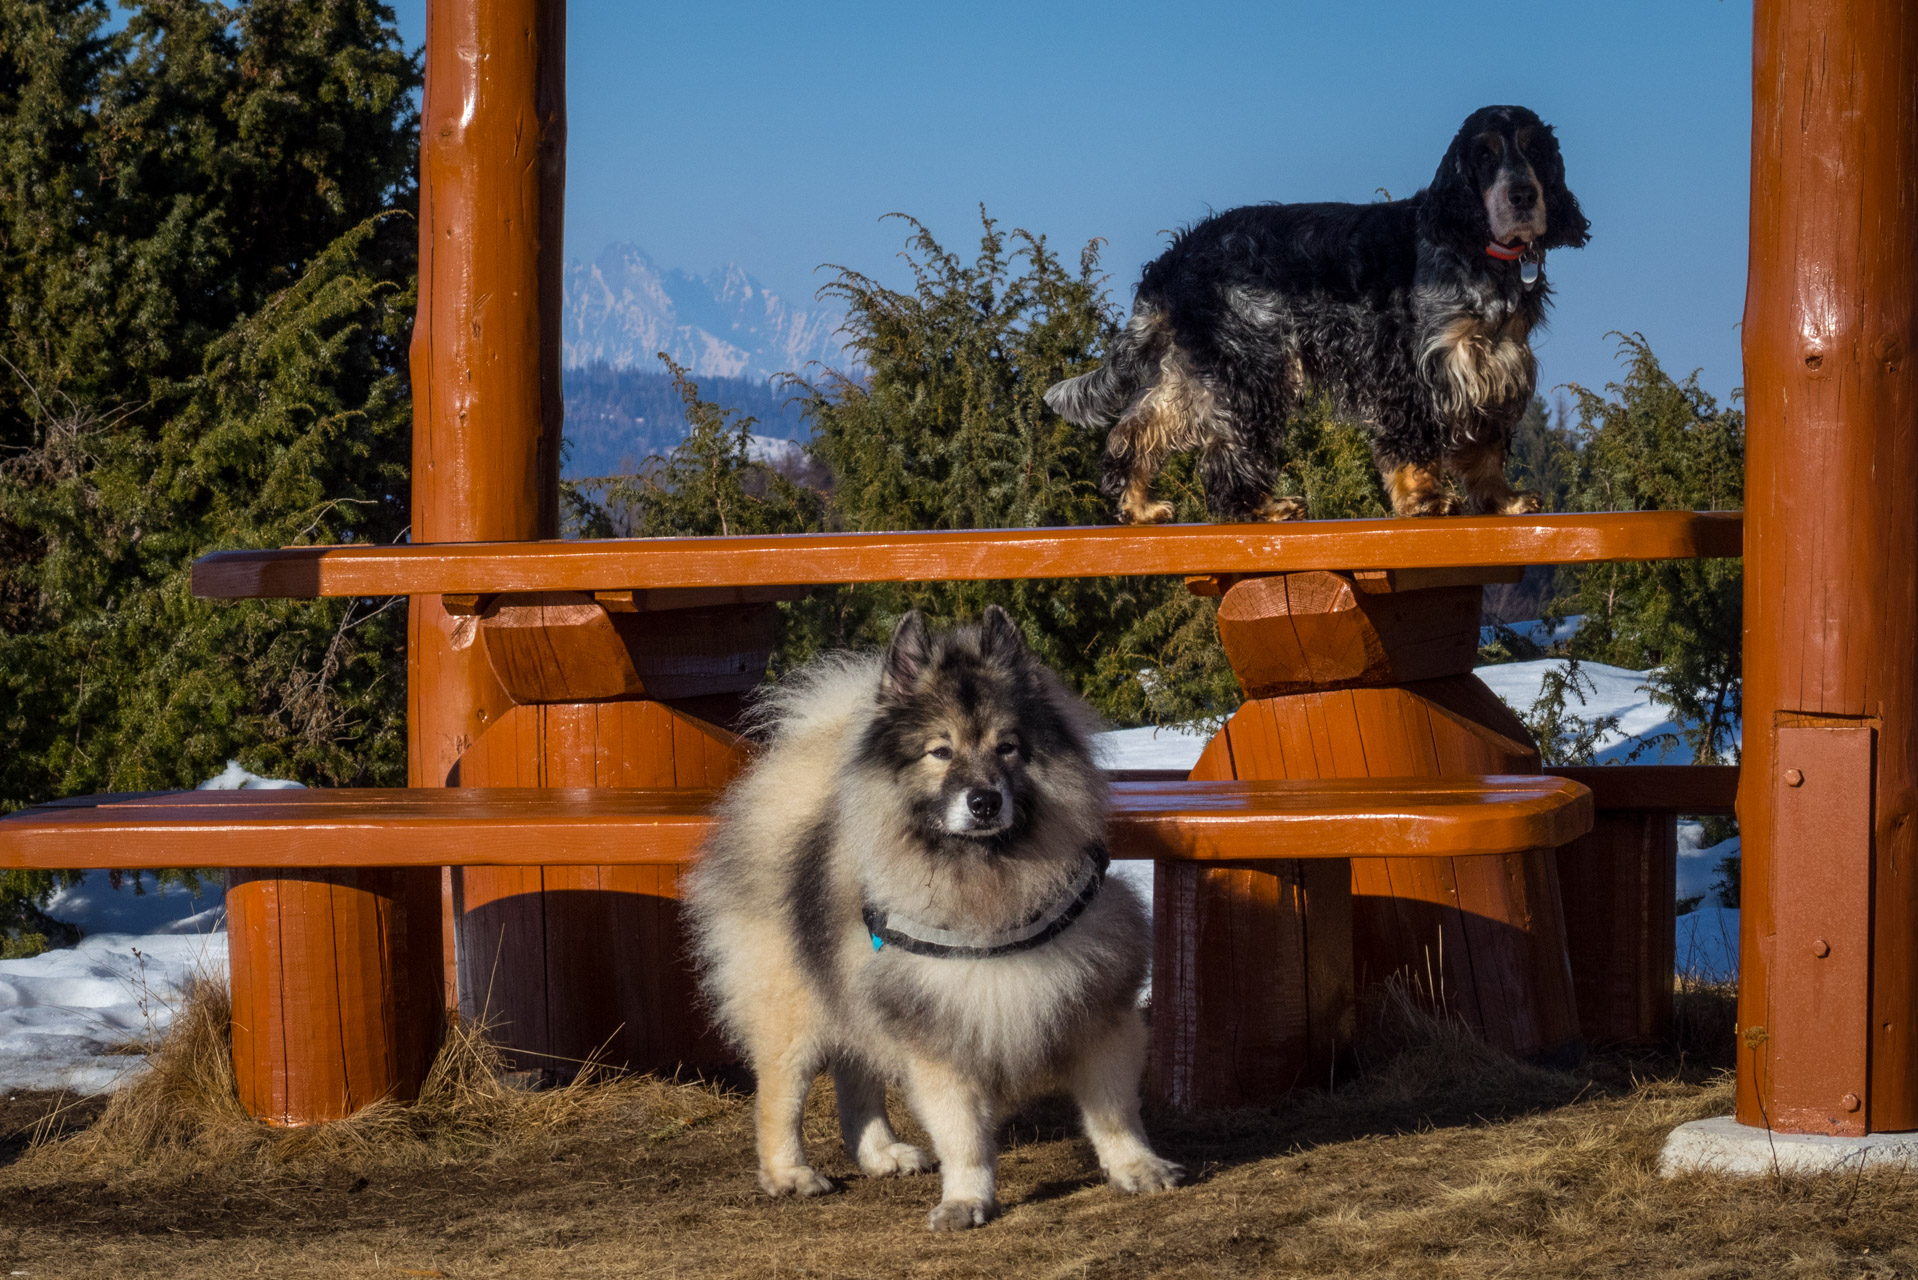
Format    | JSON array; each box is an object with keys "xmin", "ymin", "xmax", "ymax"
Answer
[{"xmin": 1046, "ymin": 104, "xmax": 1590, "ymax": 523}]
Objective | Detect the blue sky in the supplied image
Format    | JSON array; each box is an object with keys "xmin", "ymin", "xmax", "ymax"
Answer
[{"xmin": 390, "ymin": 0, "xmax": 1752, "ymax": 406}]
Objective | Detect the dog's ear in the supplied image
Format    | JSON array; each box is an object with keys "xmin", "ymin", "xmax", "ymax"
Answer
[
  {"xmin": 1416, "ymin": 127, "xmax": 1488, "ymax": 253},
  {"xmin": 1529, "ymin": 124, "xmax": 1591, "ymax": 251},
  {"xmin": 978, "ymin": 604, "xmax": 1028, "ymax": 666},
  {"xmin": 881, "ymin": 610, "xmax": 933, "ymax": 701}
]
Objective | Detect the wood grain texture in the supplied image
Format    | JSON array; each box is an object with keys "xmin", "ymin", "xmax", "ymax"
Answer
[
  {"xmin": 1544, "ymin": 766, "xmax": 1738, "ymax": 814},
  {"xmin": 1150, "ymin": 858, "xmax": 1352, "ymax": 1109},
  {"xmin": 477, "ymin": 595, "xmax": 776, "ymax": 703},
  {"xmin": 0, "ymin": 776, "xmax": 1592, "ymax": 870},
  {"xmin": 1556, "ymin": 813, "xmax": 1678, "ymax": 1045},
  {"xmin": 1190, "ymin": 674, "xmax": 1583, "ymax": 1062},
  {"xmin": 406, "ymin": 0, "xmax": 566, "ymax": 793},
  {"xmin": 451, "ymin": 700, "xmax": 742, "ymax": 1079},
  {"xmin": 193, "ymin": 511, "xmax": 1743, "ymax": 600},
  {"xmin": 225, "ymin": 868, "xmax": 442, "ymax": 1125},
  {"xmin": 1743, "ymin": 0, "xmax": 1918, "ymax": 1133},
  {"xmin": 1216, "ymin": 573, "xmax": 1480, "ymax": 695}
]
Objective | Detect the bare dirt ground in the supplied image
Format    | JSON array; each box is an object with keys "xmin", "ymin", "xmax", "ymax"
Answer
[{"xmin": 2, "ymin": 991, "xmax": 1915, "ymax": 1280}]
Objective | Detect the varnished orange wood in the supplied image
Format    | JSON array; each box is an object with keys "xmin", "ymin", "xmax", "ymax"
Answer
[
  {"xmin": 452, "ymin": 700, "xmax": 742, "ymax": 1078},
  {"xmin": 192, "ymin": 511, "xmax": 1743, "ymax": 600},
  {"xmin": 1544, "ymin": 766, "xmax": 1739, "ymax": 813},
  {"xmin": 1742, "ymin": 0, "xmax": 1918, "ymax": 1134},
  {"xmin": 1192, "ymin": 672, "xmax": 1583, "ymax": 1063},
  {"xmin": 1216, "ymin": 573, "xmax": 1481, "ymax": 697},
  {"xmin": 225, "ymin": 868, "xmax": 441, "ymax": 1125},
  {"xmin": 0, "ymin": 776, "xmax": 1592, "ymax": 870},
  {"xmin": 1556, "ymin": 813, "xmax": 1678, "ymax": 1045},
  {"xmin": 407, "ymin": 0, "xmax": 566, "ymax": 792},
  {"xmin": 478, "ymin": 596, "xmax": 776, "ymax": 703}
]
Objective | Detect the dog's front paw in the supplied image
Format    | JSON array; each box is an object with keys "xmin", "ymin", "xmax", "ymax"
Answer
[
  {"xmin": 1118, "ymin": 499, "xmax": 1175, "ymax": 525},
  {"xmin": 1107, "ymin": 1153, "xmax": 1185, "ymax": 1194},
  {"xmin": 1255, "ymin": 496, "xmax": 1308, "ymax": 522},
  {"xmin": 861, "ymin": 1141, "xmax": 934, "ymax": 1178},
  {"xmin": 1498, "ymin": 490, "xmax": 1542, "ymax": 515},
  {"xmin": 1402, "ymin": 494, "xmax": 1461, "ymax": 517},
  {"xmin": 758, "ymin": 1165, "xmax": 835, "ymax": 1198},
  {"xmin": 926, "ymin": 1197, "xmax": 996, "ymax": 1231}
]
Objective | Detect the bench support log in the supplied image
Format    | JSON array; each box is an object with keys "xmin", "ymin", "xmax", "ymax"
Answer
[
  {"xmin": 1154, "ymin": 571, "xmax": 1582, "ymax": 1107},
  {"xmin": 450, "ymin": 697, "xmax": 744, "ymax": 1079},
  {"xmin": 1556, "ymin": 813, "xmax": 1679, "ymax": 1045},
  {"xmin": 226, "ymin": 869, "xmax": 443, "ymax": 1125}
]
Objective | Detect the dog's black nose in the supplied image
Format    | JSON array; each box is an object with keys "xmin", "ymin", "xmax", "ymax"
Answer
[
  {"xmin": 1507, "ymin": 182, "xmax": 1538, "ymax": 210},
  {"xmin": 966, "ymin": 788, "xmax": 1002, "ymax": 820}
]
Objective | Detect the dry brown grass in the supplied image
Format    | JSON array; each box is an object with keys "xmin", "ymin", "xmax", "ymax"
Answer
[
  {"xmin": 13, "ymin": 978, "xmax": 728, "ymax": 1174},
  {"xmin": 2, "ymin": 978, "xmax": 1915, "ymax": 1279}
]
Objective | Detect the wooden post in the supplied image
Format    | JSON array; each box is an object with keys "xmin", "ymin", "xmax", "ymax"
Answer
[
  {"xmin": 1152, "ymin": 571, "xmax": 1581, "ymax": 1108},
  {"xmin": 408, "ymin": 0, "xmax": 566, "ymax": 787},
  {"xmin": 409, "ymin": 0, "xmax": 566, "ymax": 1018},
  {"xmin": 1555, "ymin": 813, "xmax": 1677, "ymax": 1044},
  {"xmin": 226, "ymin": 870, "xmax": 442, "ymax": 1124},
  {"xmin": 448, "ymin": 592, "xmax": 773, "ymax": 1077},
  {"xmin": 1741, "ymin": 0, "xmax": 1918, "ymax": 1135},
  {"xmin": 218, "ymin": 0, "xmax": 566, "ymax": 1121}
]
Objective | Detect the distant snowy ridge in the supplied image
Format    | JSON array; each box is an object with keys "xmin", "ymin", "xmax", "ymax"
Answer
[{"xmin": 564, "ymin": 244, "xmax": 852, "ymax": 381}]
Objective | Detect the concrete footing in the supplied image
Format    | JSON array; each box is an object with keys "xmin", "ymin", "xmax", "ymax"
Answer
[{"xmin": 1660, "ymin": 1116, "xmax": 1918, "ymax": 1176}]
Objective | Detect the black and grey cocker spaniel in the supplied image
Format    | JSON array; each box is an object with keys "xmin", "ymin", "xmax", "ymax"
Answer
[{"xmin": 1046, "ymin": 104, "xmax": 1590, "ymax": 523}]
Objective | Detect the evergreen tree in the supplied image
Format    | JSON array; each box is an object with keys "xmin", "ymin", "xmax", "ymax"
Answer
[
  {"xmin": 0, "ymin": 0, "xmax": 418, "ymax": 930},
  {"xmin": 562, "ymin": 354, "xmax": 822, "ymax": 542},
  {"xmin": 1551, "ymin": 335, "xmax": 1744, "ymax": 764},
  {"xmin": 783, "ymin": 212, "xmax": 1243, "ymax": 723}
]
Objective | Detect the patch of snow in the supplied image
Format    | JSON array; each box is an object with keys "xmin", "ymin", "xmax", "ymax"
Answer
[
  {"xmin": 0, "ymin": 930, "xmax": 227, "ymax": 1094},
  {"xmin": 745, "ymin": 434, "xmax": 803, "ymax": 469},
  {"xmin": 1475, "ymin": 658, "xmax": 1696, "ymax": 763},
  {"xmin": 196, "ymin": 760, "xmax": 305, "ymax": 791},
  {"xmin": 1677, "ymin": 826, "xmax": 1740, "ymax": 905},
  {"xmin": 1093, "ymin": 725, "xmax": 1210, "ymax": 773},
  {"xmin": 1676, "ymin": 907, "xmax": 1740, "ymax": 985}
]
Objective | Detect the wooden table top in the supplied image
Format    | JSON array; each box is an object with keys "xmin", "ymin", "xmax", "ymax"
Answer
[
  {"xmin": 192, "ymin": 511, "xmax": 1742, "ymax": 598},
  {"xmin": 0, "ymin": 776, "xmax": 1593, "ymax": 868}
]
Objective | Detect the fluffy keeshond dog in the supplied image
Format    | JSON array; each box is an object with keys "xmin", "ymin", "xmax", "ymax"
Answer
[{"xmin": 684, "ymin": 606, "xmax": 1181, "ymax": 1231}]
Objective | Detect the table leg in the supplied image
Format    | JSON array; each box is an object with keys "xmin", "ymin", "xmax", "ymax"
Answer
[
  {"xmin": 225, "ymin": 868, "xmax": 442, "ymax": 1124},
  {"xmin": 450, "ymin": 698, "xmax": 744, "ymax": 1080}
]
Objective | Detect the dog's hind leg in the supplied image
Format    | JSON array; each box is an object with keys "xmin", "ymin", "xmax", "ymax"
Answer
[
  {"xmin": 1066, "ymin": 1011, "xmax": 1184, "ymax": 1194},
  {"xmin": 1199, "ymin": 439, "xmax": 1305, "ymax": 523},
  {"xmin": 1101, "ymin": 418, "xmax": 1176, "ymax": 526},
  {"xmin": 1449, "ymin": 437, "xmax": 1541, "ymax": 515},
  {"xmin": 1382, "ymin": 459, "xmax": 1461, "ymax": 517},
  {"xmin": 753, "ymin": 1040, "xmax": 834, "ymax": 1197},
  {"xmin": 901, "ymin": 1054, "xmax": 1002, "ymax": 1230},
  {"xmin": 833, "ymin": 1060, "xmax": 933, "ymax": 1178}
]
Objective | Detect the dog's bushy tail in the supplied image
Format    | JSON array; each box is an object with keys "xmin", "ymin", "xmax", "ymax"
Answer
[{"xmin": 1044, "ymin": 362, "xmax": 1133, "ymax": 428}]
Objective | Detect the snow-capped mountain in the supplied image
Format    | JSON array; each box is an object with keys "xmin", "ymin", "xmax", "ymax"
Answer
[{"xmin": 563, "ymin": 243, "xmax": 850, "ymax": 380}]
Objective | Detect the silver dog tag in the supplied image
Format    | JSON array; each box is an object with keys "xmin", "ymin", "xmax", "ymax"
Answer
[{"xmin": 1520, "ymin": 257, "xmax": 1541, "ymax": 287}]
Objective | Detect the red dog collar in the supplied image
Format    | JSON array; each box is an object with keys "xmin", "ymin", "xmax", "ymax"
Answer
[{"xmin": 1484, "ymin": 240, "xmax": 1526, "ymax": 261}]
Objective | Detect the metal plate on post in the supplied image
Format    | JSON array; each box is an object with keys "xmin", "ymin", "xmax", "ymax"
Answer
[{"xmin": 1771, "ymin": 726, "xmax": 1875, "ymax": 1135}]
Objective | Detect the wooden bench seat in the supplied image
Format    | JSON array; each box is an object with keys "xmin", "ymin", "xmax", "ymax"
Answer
[{"xmin": 0, "ymin": 775, "xmax": 1594, "ymax": 869}]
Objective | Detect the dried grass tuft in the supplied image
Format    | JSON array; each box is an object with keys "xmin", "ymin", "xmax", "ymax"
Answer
[{"xmin": 21, "ymin": 976, "xmax": 732, "ymax": 1174}]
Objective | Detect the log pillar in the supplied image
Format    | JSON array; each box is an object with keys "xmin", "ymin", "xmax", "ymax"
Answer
[
  {"xmin": 226, "ymin": 869, "xmax": 442, "ymax": 1124},
  {"xmin": 1741, "ymin": 0, "xmax": 1918, "ymax": 1134},
  {"xmin": 218, "ymin": 0, "xmax": 566, "ymax": 1122},
  {"xmin": 447, "ymin": 590, "xmax": 791, "ymax": 1079},
  {"xmin": 1152, "ymin": 570, "xmax": 1581, "ymax": 1108},
  {"xmin": 407, "ymin": 0, "xmax": 566, "ymax": 1025},
  {"xmin": 1556, "ymin": 813, "xmax": 1677, "ymax": 1045}
]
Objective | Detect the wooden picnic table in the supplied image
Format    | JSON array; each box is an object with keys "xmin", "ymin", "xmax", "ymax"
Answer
[{"xmin": 172, "ymin": 509, "xmax": 1740, "ymax": 1115}]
